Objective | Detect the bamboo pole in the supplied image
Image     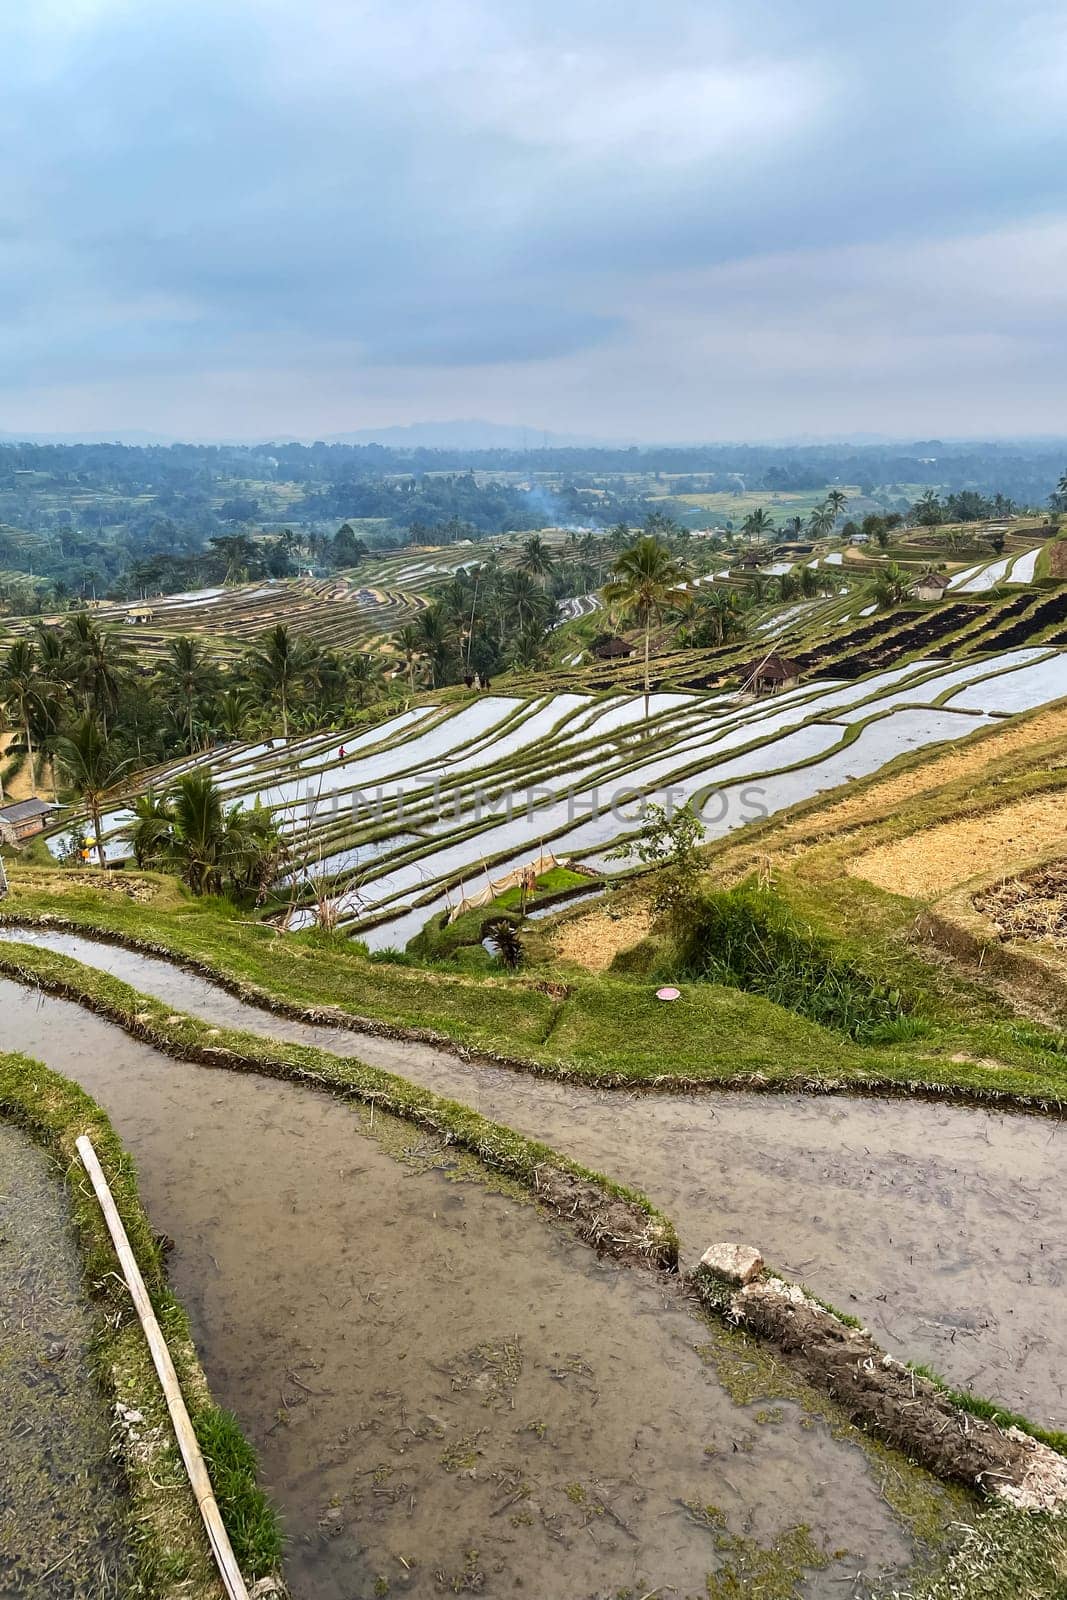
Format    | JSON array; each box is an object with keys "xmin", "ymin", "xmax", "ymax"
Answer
[{"xmin": 75, "ymin": 1135, "xmax": 251, "ymax": 1600}]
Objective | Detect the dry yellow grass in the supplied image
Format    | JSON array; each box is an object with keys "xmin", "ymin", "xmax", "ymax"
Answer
[
  {"xmin": 779, "ymin": 703, "xmax": 1067, "ymax": 843},
  {"xmin": 551, "ymin": 902, "xmax": 653, "ymax": 972},
  {"xmin": 846, "ymin": 792, "xmax": 1067, "ymax": 899}
]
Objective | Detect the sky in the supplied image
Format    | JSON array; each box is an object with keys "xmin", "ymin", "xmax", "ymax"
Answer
[{"xmin": 3, "ymin": 0, "xmax": 1067, "ymax": 443}]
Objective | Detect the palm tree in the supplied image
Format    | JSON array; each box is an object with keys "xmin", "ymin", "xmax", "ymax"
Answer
[
  {"xmin": 416, "ymin": 605, "xmax": 454, "ymax": 689},
  {"xmin": 347, "ymin": 653, "xmax": 382, "ymax": 709},
  {"xmin": 799, "ymin": 564, "xmax": 820, "ymax": 598},
  {"xmin": 809, "ymin": 504, "xmax": 835, "ymax": 540},
  {"xmin": 0, "ymin": 640, "xmax": 42, "ymax": 795},
  {"xmin": 871, "ymin": 563, "xmax": 910, "ymax": 609},
  {"xmin": 62, "ymin": 613, "xmax": 127, "ymax": 733},
  {"xmin": 520, "ymin": 535, "xmax": 555, "ymax": 586},
  {"xmin": 602, "ymin": 536, "xmax": 690, "ymax": 715},
  {"xmin": 393, "ymin": 625, "xmax": 423, "ymax": 694},
  {"xmin": 215, "ymin": 688, "xmax": 254, "ymax": 741},
  {"xmin": 695, "ymin": 586, "xmax": 742, "ymax": 646},
  {"xmin": 210, "ymin": 533, "xmax": 257, "ymax": 584},
  {"xmin": 741, "ymin": 508, "xmax": 775, "ymax": 545},
  {"xmin": 247, "ymin": 623, "xmax": 308, "ymax": 739},
  {"xmin": 509, "ymin": 623, "xmax": 547, "ymax": 670},
  {"xmin": 826, "ymin": 489, "xmax": 849, "ymax": 519},
  {"xmin": 128, "ymin": 772, "xmax": 282, "ymax": 897},
  {"xmin": 55, "ymin": 715, "xmax": 128, "ymax": 868},
  {"xmin": 124, "ymin": 789, "xmax": 175, "ymax": 869},
  {"xmin": 499, "ymin": 571, "xmax": 547, "ymax": 637},
  {"xmin": 157, "ymin": 636, "xmax": 215, "ymax": 751}
]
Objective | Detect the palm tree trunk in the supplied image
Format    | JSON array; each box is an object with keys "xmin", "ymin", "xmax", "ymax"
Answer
[
  {"xmin": 92, "ymin": 799, "xmax": 106, "ymax": 869},
  {"xmin": 23, "ymin": 716, "xmax": 37, "ymax": 797},
  {"xmin": 281, "ymin": 684, "xmax": 289, "ymax": 740},
  {"xmin": 643, "ymin": 617, "xmax": 651, "ymax": 719}
]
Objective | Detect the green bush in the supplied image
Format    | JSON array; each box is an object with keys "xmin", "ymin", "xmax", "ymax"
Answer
[{"xmin": 670, "ymin": 879, "xmax": 911, "ymax": 1040}]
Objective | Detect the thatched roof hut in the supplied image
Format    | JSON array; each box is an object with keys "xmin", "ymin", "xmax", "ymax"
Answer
[
  {"xmin": 739, "ymin": 651, "xmax": 802, "ymax": 696},
  {"xmin": 592, "ymin": 634, "xmax": 634, "ymax": 660}
]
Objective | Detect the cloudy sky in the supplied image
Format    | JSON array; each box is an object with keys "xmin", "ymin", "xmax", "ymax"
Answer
[{"xmin": 4, "ymin": 0, "xmax": 1067, "ymax": 441}]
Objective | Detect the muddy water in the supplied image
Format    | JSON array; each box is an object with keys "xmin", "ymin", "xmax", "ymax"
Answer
[
  {"xmin": 0, "ymin": 1121, "xmax": 129, "ymax": 1596},
  {"xmin": 0, "ymin": 978, "xmax": 932, "ymax": 1599},
  {"xmin": 4, "ymin": 927, "xmax": 1064, "ymax": 1433}
]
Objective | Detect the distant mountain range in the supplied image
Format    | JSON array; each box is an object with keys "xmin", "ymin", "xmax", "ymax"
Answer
[
  {"xmin": 0, "ymin": 419, "xmax": 630, "ymax": 450},
  {"xmin": 3, "ymin": 422, "xmax": 1064, "ymax": 451},
  {"xmin": 319, "ymin": 420, "xmax": 632, "ymax": 450}
]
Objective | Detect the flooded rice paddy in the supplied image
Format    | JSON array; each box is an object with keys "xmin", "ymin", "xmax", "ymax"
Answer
[
  {"xmin": 0, "ymin": 969, "xmax": 963, "ymax": 1599},
  {"xmin": 0, "ymin": 1121, "xmax": 129, "ymax": 1596},
  {"xmin": 3, "ymin": 929, "xmax": 1065, "ymax": 1441}
]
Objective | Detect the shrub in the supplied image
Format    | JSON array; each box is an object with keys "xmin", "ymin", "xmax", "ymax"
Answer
[
  {"xmin": 484, "ymin": 916, "xmax": 524, "ymax": 969},
  {"xmin": 670, "ymin": 879, "xmax": 911, "ymax": 1040}
]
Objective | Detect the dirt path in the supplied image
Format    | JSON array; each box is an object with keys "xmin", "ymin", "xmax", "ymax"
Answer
[{"xmin": 846, "ymin": 792, "xmax": 1067, "ymax": 898}]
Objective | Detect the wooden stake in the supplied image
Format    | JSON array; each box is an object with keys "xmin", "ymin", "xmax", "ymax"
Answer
[{"xmin": 76, "ymin": 1135, "xmax": 251, "ymax": 1600}]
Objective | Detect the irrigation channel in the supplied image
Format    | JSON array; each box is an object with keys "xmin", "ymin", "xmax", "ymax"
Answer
[
  {"xmin": 3, "ymin": 929, "xmax": 1064, "ymax": 1434},
  {"xmin": 0, "ymin": 971, "xmax": 956, "ymax": 1600}
]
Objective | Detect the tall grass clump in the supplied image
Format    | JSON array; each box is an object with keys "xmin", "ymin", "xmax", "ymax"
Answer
[{"xmin": 670, "ymin": 878, "xmax": 912, "ymax": 1041}]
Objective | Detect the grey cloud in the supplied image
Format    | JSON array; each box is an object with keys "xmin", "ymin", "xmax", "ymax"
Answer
[{"xmin": 2, "ymin": 0, "xmax": 1066, "ymax": 433}]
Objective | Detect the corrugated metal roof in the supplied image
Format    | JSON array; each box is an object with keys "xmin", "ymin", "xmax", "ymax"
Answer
[{"xmin": 0, "ymin": 797, "xmax": 56, "ymax": 824}]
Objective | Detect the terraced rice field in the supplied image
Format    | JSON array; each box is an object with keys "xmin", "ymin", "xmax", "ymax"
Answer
[
  {"xmin": 54, "ymin": 646, "xmax": 1067, "ymax": 948},
  {"xmin": 0, "ymin": 971, "xmax": 958, "ymax": 1600},
  {"xmin": 1, "ymin": 575, "xmax": 429, "ymax": 661}
]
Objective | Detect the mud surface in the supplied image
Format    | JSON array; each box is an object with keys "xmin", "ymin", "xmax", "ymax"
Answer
[
  {"xmin": 0, "ymin": 977, "xmax": 946, "ymax": 1599},
  {"xmin": 0, "ymin": 1121, "xmax": 130, "ymax": 1596},
  {"xmin": 4, "ymin": 927, "xmax": 1065, "ymax": 1435},
  {"xmin": 975, "ymin": 860, "xmax": 1067, "ymax": 948}
]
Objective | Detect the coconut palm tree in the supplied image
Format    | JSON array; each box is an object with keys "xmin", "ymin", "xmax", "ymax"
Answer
[
  {"xmin": 124, "ymin": 789, "xmax": 175, "ymax": 869},
  {"xmin": 871, "ymin": 563, "xmax": 910, "ymax": 609},
  {"xmin": 214, "ymin": 688, "xmax": 255, "ymax": 741},
  {"xmin": 347, "ymin": 652, "xmax": 383, "ymax": 709},
  {"xmin": 62, "ymin": 613, "xmax": 128, "ymax": 733},
  {"xmin": 694, "ymin": 586, "xmax": 744, "ymax": 646},
  {"xmin": 416, "ymin": 605, "xmax": 454, "ymax": 689},
  {"xmin": 809, "ymin": 504, "xmax": 835, "ymax": 540},
  {"xmin": 157, "ymin": 636, "xmax": 217, "ymax": 751},
  {"xmin": 602, "ymin": 536, "xmax": 690, "ymax": 716},
  {"xmin": 0, "ymin": 640, "xmax": 43, "ymax": 795},
  {"xmin": 130, "ymin": 771, "xmax": 283, "ymax": 897},
  {"xmin": 55, "ymin": 715, "xmax": 128, "ymax": 868},
  {"xmin": 520, "ymin": 535, "xmax": 555, "ymax": 585},
  {"xmin": 741, "ymin": 508, "xmax": 776, "ymax": 545},
  {"xmin": 826, "ymin": 489, "xmax": 849, "ymax": 519},
  {"xmin": 247, "ymin": 623, "xmax": 309, "ymax": 739},
  {"xmin": 393, "ymin": 624, "xmax": 423, "ymax": 694},
  {"xmin": 499, "ymin": 570, "xmax": 547, "ymax": 636}
]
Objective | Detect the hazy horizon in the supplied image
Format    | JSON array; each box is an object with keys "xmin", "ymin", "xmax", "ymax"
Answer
[{"xmin": 6, "ymin": 2, "xmax": 1067, "ymax": 441}]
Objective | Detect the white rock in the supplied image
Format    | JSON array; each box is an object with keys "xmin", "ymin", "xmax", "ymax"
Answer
[{"xmin": 699, "ymin": 1242, "xmax": 764, "ymax": 1285}]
